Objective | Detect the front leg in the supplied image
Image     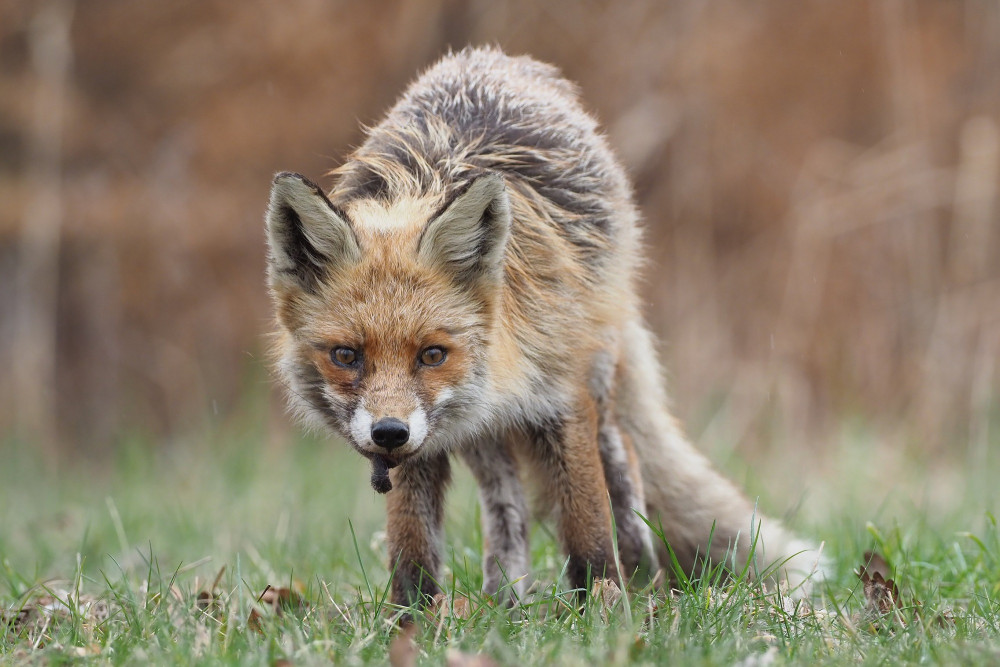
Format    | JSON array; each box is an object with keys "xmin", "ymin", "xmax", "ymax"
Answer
[
  {"xmin": 385, "ymin": 452, "xmax": 451, "ymax": 608},
  {"xmin": 527, "ymin": 396, "xmax": 619, "ymax": 592},
  {"xmin": 461, "ymin": 439, "xmax": 530, "ymax": 603}
]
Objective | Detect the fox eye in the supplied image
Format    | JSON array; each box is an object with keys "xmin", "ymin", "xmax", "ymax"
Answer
[
  {"xmin": 419, "ymin": 347, "xmax": 447, "ymax": 367},
  {"xmin": 331, "ymin": 347, "xmax": 358, "ymax": 367}
]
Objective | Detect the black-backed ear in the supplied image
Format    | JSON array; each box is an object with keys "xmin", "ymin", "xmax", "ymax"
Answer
[
  {"xmin": 266, "ymin": 172, "xmax": 360, "ymax": 292},
  {"xmin": 417, "ymin": 172, "xmax": 511, "ymax": 288}
]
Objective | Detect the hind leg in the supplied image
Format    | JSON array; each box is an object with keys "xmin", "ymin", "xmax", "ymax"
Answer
[
  {"xmin": 599, "ymin": 423, "xmax": 658, "ymax": 581},
  {"xmin": 591, "ymin": 348, "xmax": 657, "ymax": 580}
]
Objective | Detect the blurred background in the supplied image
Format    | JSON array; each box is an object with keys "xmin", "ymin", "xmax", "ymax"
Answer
[{"xmin": 0, "ymin": 0, "xmax": 997, "ymax": 465}]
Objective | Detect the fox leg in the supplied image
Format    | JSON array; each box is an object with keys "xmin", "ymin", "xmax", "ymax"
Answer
[
  {"xmin": 461, "ymin": 439, "xmax": 530, "ymax": 603},
  {"xmin": 526, "ymin": 399, "xmax": 619, "ymax": 592},
  {"xmin": 598, "ymin": 424, "xmax": 658, "ymax": 580},
  {"xmin": 590, "ymin": 349, "xmax": 658, "ymax": 581},
  {"xmin": 385, "ymin": 451, "xmax": 451, "ymax": 608}
]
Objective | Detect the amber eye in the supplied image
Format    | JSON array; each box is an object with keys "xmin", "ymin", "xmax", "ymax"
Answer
[
  {"xmin": 419, "ymin": 347, "xmax": 447, "ymax": 367},
  {"xmin": 331, "ymin": 347, "xmax": 358, "ymax": 367}
]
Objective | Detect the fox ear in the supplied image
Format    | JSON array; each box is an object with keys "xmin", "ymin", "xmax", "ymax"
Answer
[
  {"xmin": 417, "ymin": 172, "xmax": 511, "ymax": 288},
  {"xmin": 266, "ymin": 172, "xmax": 360, "ymax": 292}
]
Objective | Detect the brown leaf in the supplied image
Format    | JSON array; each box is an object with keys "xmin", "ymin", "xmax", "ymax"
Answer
[
  {"xmin": 389, "ymin": 622, "xmax": 419, "ymax": 667},
  {"xmin": 426, "ymin": 593, "xmax": 477, "ymax": 622},
  {"xmin": 257, "ymin": 585, "xmax": 306, "ymax": 616},
  {"xmin": 451, "ymin": 595, "xmax": 473, "ymax": 620},
  {"xmin": 248, "ymin": 607, "xmax": 264, "ymax": 635},
  {"xmin": 856, "ymin": 550, "xmax": 910, "ymax": 634},
  {"xmin": 445, "ymin": 649, "xmax": 500, "ymax": 667},
  {"xmin": 3, "ymin": 588, "xmax": 110, "ymax": 644},
  {"xmin": 861, "ymin": 571, "xmax": 900, "ymax": 616},
  {"xmin": 248, "ymin": 583, "xmax": 308, "ymax": 633},
  {"xmin": 196, "ymin": 590, "xmax": 219, "ymax": 612},
  {"xmin": 1, "ymin": 606, "xmax": 33, "ymax": 633},
  {"xmin": 195, "ymin": 590, "xmax": 222, "ymax": 616},
  {"xmin": 860, "ymin": 551, "xmax": 891, "ymax": 581},
  {"xmin": 857, "ymin": 552, "xmax": 956, "ymax": 628},
  {"xmin": 194, "ymin": 565, "xmax": 226, "ymax": 618},
  {"xmin": 591, "ymin": 578, "xmax": 623, "ymax": 622},
  {"xmin": 858, "ymin": 552, "xmax": 900, "ymax": 616}
]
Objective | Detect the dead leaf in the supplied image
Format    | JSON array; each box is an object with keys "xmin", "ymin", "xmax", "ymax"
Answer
[
  {"xmin": 591, "ymin": 578, "xmax": 622, "ymax": 622},
  {"xmin": 861, "ymin": 570, "xmax": 900, "ymax": 616},
  {"xmin": 445, "ymin": 648, "xmax": 500, "ymax": 667},
  {"xmin": 195, "ymin": 565, "xmax": 226, "ymax": 617},
  {"xmin": 3, "ymin": 586, "xmax": 110, "ymax": 648},
  {"xmin": 258, "ymin": 584, "xmax": 306, "ymax": 615},
  {"xmin": 857, "ymin": 551, "xmax": 954, "ymax": 628},
  {"xmin": 451, "ymin": 595, "xmax": 472, "ymax": 620},
  {"xmin": 858, "ymin": 552, "xmax": 900, "ymax": 616},
  {"xmin": 248, "ymin": 607, "xmax": 264, "ymax": 634},
  {"xmin": 248, "ymin": 583, "xmax": 308, "ymax": 633},
  {"xmin": 389, "ymin": 622, "xmax": 418, "ymax": 667},
  {"xmin": 1, "ymin": 606, "xmax": 33, "ymax": 633},
  {"xmin": 196, "ymin": 590, "xmax": 219, "ymax": 614},
  {"xmin": 860, "ymin": 551, "xmax": 891, "ymax": 582},
  {"xmin": 855, "ymin": 550, "xmax": 909, "ymax": 633},
  {"xmin": 427, "ymin": 593, "xmax": 476, "ymax": 622}
]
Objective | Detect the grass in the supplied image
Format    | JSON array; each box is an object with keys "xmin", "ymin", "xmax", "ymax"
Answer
[{"xmin": 2, "ymin": 408, "xmax": 1000, "ymax": 665}]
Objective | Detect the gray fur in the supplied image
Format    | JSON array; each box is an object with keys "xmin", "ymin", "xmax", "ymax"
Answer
[
  {"xmin": 460, "ymin": 441, "xmax": 530, "ymax": 603},
  {"xmin": 266, "ymin": 172, "xmax": 360, "ymax": 291},
  {"xmin": 590, "ymin": 348, "xmax": 657, "ymax": 580},
  {"xmin": 417, "ymin": 172, "xmax": 512, "ymax": 288}
]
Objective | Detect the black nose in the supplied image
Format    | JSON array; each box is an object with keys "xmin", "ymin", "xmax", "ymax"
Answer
[{"xmin": 371, "ymin": 418, "xmax": 409, "ymax": 450}]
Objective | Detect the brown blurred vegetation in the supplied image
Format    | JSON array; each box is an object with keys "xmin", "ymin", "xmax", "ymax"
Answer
[{"xmin": 0, "ymin": 0, "xmax": 997, "ymax": 456}]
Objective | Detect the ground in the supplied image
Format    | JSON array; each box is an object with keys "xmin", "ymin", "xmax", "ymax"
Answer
[{"xmin": 2, "ymin": 405, "xmax": 999, "ymax": 665}]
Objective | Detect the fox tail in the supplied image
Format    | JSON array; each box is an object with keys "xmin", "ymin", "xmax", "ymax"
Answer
[{"xmin": 614, "ymin": 316, "xmax": 827, "ymax": 592}]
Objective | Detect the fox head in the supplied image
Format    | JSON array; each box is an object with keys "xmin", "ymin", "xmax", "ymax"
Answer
[{"xmin": 265, "ymin": 171, "xmax": 511, "ymax": 466}]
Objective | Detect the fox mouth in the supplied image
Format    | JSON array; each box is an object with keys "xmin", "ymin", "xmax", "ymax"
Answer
[
  {"xmin": 356, "ymin": 446, "xmax": 406, "ymax": 466},
  {"xmin": 353, "ymin": 440, "xmax": 419, "ymax": 464},
  {"xmin": 367, "ymin": 453, "xmax": 396, "ymax": 494},
  {"xmin": 354, "ymin": 436, "xmax": 429, "ymax": 494}
]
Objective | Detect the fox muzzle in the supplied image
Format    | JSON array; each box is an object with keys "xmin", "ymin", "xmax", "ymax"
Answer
[{"xmin": 371, "ymin": 417, "xmax": 409, "ymax": 450}]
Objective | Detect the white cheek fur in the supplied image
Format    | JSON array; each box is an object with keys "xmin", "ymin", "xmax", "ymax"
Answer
[
  {"xmin": 408, "ymin": 404, "xmax": 428, "ymax": 448},
  {"xmin": 433, "ymin": 388, "xmax": 454, "ymax": 406},
  {"xmin": 350, "ymin": 403, "xmax": 373, "ymax": 447}
]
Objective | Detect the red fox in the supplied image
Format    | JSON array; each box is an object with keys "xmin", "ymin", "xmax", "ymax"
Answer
[{"xmin": 266, "ymin": 47, "xmax": 824, "ymax": 607}]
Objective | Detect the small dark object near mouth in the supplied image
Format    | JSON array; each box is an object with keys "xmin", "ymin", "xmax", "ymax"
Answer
[{"xmin": 371, "ymin": 455, "xmax": 392, "ymax": 494}]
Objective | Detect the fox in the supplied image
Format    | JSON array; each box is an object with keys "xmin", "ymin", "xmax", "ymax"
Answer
[{"xmin": 265, "ymin": 46, "xmax": 824, "ymax": 609}]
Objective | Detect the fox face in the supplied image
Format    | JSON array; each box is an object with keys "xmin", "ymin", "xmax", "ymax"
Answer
[{"xmin": 266, "ymin": 171, "xmax": 511, "ymax": 466}]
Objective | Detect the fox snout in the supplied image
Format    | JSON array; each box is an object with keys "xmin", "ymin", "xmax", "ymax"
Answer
[
  {"xmin": 371, "ymin": 418, "xmax": 409, "ymax": 450},
  {"xmin": 349, "ymin": 401, "xmax": 429, "ymax": 456}
]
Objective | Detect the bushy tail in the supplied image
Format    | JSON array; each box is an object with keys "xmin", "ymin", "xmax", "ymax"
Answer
[{"xmin": 615, "ymin": 318, "xmax": 826, "ymax": 592}]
